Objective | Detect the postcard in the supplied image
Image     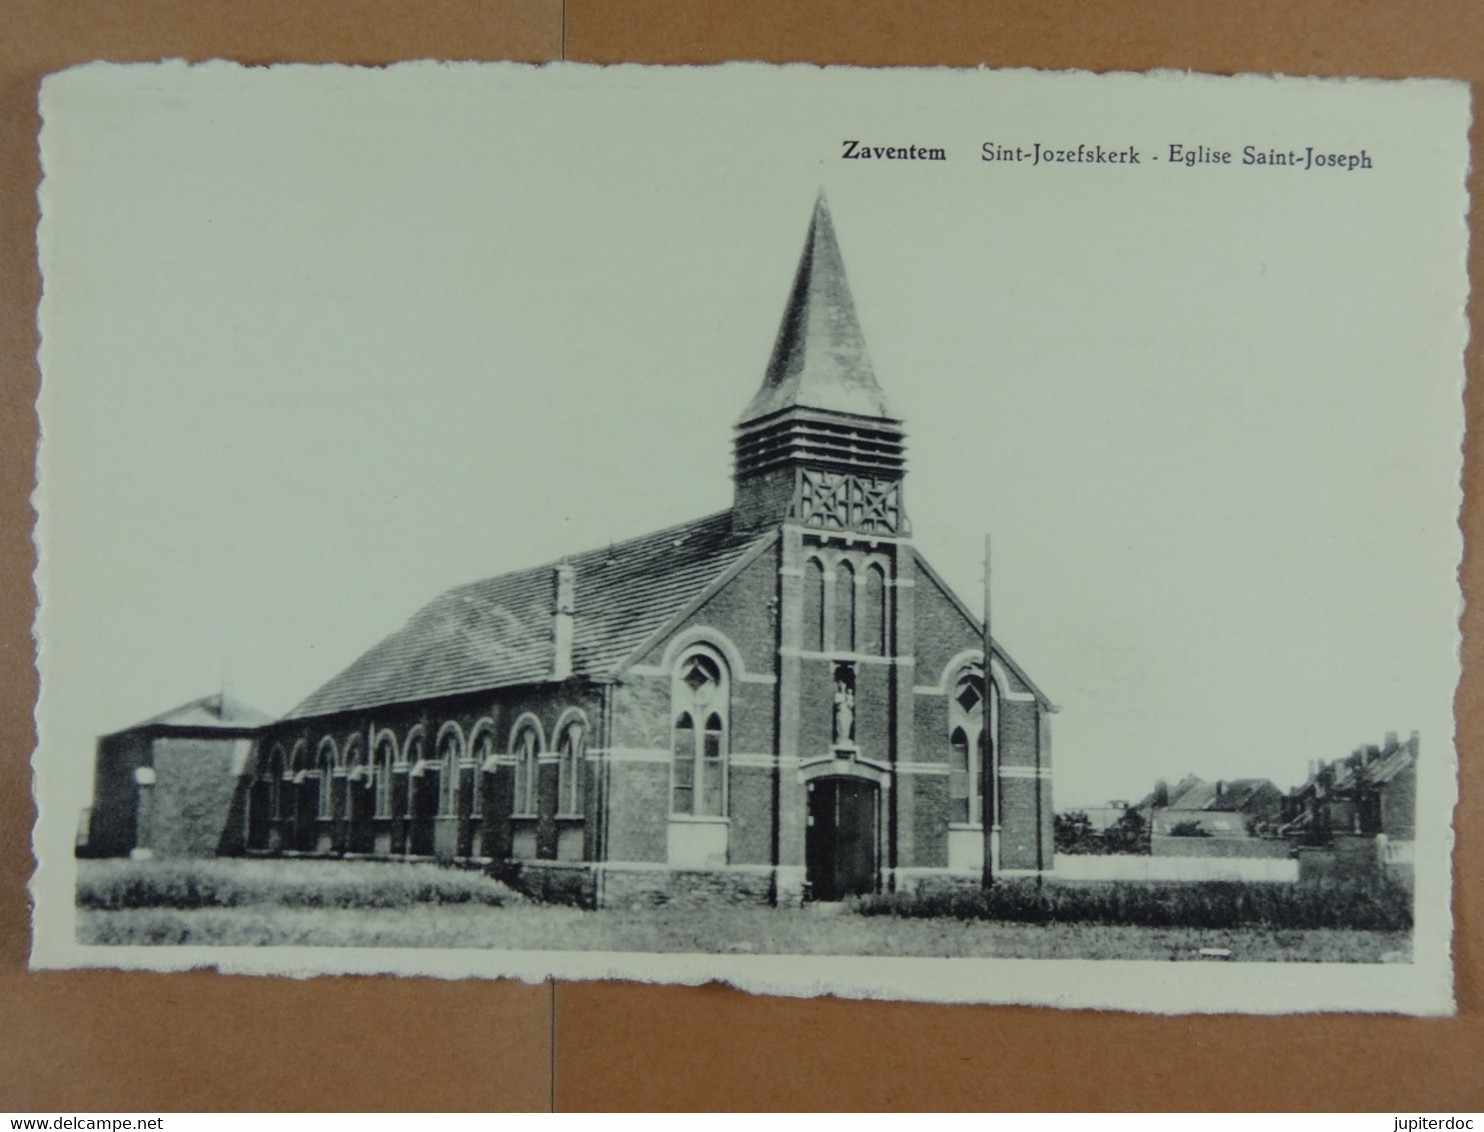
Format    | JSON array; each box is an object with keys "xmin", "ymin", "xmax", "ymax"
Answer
[{"xmin": 30, "ymin": 61, "xmax": 1469, "ymax": 1012}]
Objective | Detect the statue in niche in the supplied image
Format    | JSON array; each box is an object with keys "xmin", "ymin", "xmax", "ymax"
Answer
[{"xmin": 833, "ymin": 672, "xmax": 855, "ymax": 745}]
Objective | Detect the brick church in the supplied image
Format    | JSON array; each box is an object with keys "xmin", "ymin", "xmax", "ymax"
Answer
[{"xmin": 101, "ymin": 196, "xmax": 1056, "ymax": 905}]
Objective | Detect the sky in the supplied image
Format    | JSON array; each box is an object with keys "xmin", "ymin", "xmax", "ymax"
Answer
[{"xmin": 34, "ymin": 62, "xmax": 1468, "ymax": 841}]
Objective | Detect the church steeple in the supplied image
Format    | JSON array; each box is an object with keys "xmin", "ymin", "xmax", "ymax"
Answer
[
  {"xmin": 733, "ymin": 195, "xmax": 908, "ymax": 535},
  {"xmin": 740, "ymin": 194, "xmax": 895, "ymax": 424}
]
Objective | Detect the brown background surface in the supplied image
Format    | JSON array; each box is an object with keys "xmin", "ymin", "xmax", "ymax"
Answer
[{"xmin": 1, "ymin": 0, "xmax": 1480, "ymax": 1112}]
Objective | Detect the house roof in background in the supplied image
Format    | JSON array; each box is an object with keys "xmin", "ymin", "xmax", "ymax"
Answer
[
  {"xmin": 1158, "ymin": 775, "xmax": 1278, "ymax": 813},
  {"xmin": 112, "ymin": 693, "xmax": 275, "ymax": 736}
]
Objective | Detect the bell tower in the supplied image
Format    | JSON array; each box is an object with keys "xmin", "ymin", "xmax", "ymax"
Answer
[
  {"xmin": 741, "ymin": 195, "xmax": 918, "ymax": 907},
  {"xmin": 733, "ymin": 195, "xmax": 909, "ymax": 536}
]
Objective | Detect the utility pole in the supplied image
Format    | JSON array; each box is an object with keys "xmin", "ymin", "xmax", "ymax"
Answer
[{"xmin": 982, "ymin": 533, "xmax": 997, "ymax": 890}]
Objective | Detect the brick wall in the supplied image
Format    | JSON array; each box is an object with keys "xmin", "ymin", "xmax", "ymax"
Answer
[
  {"xmin": 733, "ymin": 467, "xmax": 796, "ymax": 531},
  {"xmin": 611, "ymin": 675, "xmax": 669, "ymax": 748},
  {"xmin": 730, "ymin": 682, "xmax": 775, "ymax": 756},
  {"xmin": 999, "ymin": 776, "xmax": 1048, "ymax": 870},
  {"xmin": 799, "ymin": 658, "xmax": 835, "ymax": 756},
  {"xmin": 911, "ymin": 568, "xmax": 979, "ymax": 691},
  {"xmin": 86, "ymin": 732, "xmax": 150, "ymax": 856},
  {"xmin": 727, "ymin": 765, "xmax": 773, "ymax": 864},
  {"xmin": 854, "ymin": 660, "xmax": 891, "ymax": 761},
  {"xmin": 908, "ymin": 772, "xmax": 949, "ymax": 867},
  {"xmin": 496, "ymin": 860, "xmax": 598, "ymax": 908},
  {"xmin": 599, "ymin": 866, "xmax": 774, "ymax": 909},
  {"xmin": 148, "ymin": 737, "xmax": 250, "ymax": 858},
  {"xmin": 604, "ymin": 760, "xmax": 669, "ymax": 862},
  {"xmin": 675, "ymin": 550, "xmax": 779, "ymax": 671},
  {"xmin": 1151, "ymin": 834, "xmax": 1293, "ymax": 858},
  {"xmin": 1381, "ymin": 762, "xmax": 1417, "ymax": 839}
]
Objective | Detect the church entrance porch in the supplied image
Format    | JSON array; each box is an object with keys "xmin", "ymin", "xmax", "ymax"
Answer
[{"xmin": 805, "ymin": 776, "xmax": 880, "ymax": 901}]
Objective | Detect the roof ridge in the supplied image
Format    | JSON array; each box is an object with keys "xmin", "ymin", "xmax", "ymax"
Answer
[
  {"xmin": 447, "ymin": 509, "xmax": 736, "ymax": 597},
  {"xmin": 285, "ymin": 510, "xmax": 766, "ymax": 720}
]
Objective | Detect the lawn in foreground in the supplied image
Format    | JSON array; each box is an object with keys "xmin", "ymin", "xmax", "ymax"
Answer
[{"xmin": 76, "ymin": 858, "xmax": 1409, "ymax": 962}]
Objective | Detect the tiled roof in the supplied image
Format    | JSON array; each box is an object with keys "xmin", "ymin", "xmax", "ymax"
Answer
[
  {"xmin": 1331, "ymin": 746, "xmax": 1415, "ymax": 791},
  {"xmin": 739, "ymin": 194, "xmax": 895, "ymax": 425},
  {"xmin": 1160, "ymin": 776, "xmax": 1278, "ymax": 813},
  {"xmin": 119, "ymin": 694, "xmax": 275, "ymax": 735},
  {"xmin": 289, "ymin": 511, "xmax": 772, "ymax": 720},
  {"xmin": 1205, "ymin": 779, "xmax": 1279, "ymax": 812},
  {"xmin": 1165, "ymin": 778, "xmax": 1218, "ymax": 811}
]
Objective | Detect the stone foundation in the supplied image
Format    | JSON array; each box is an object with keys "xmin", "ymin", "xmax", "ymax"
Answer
[
  {"xmin": 492, "ymin": 862, "xmax": 781, "ymax": 909},
  {"xmin": 597, "ymin": 866, "xmax": 776, "ymax": 909},
  {"xmin": 491, "ymin": 860, "xmax": 599, "ymax": 908},
  {"xmin": 889, "ymin": 871, "xmax": 983, "ymax": 900}
]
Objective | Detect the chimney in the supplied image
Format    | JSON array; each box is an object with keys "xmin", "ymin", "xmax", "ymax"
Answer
[
  {"xmin": 552, "ymin": 563, "xmax": 575, "ymax": 680},
  {"xmin": 1384, "ymin": 730, "xmax": 1398, "ymax": 752}
]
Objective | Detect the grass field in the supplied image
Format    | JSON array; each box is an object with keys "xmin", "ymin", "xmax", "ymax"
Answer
[{"xmin": 76, "ymin": 859, "xmax": 1411, "ymax": 962}]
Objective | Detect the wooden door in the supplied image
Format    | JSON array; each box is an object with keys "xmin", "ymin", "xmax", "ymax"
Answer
[{"xmin": 806, "ymin": 777, "xmax": 879, "ymax": 901}]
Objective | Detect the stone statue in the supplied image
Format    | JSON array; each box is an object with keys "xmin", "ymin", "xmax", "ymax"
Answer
[{"xmin": 834, "ymin": 679, "xmax": 855, "ymax": 744}]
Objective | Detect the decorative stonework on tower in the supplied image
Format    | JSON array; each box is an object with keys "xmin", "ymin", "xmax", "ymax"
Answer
[{"xmin": 734, "ymin": 195, "xmax": 909, "ymax": 536}]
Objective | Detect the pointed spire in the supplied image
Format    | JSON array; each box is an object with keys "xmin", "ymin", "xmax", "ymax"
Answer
[{"xmin": 739, "ymin": 193, "xmax": 895, "ymax": 424}]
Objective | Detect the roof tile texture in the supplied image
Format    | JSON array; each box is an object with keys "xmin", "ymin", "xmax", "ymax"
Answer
[{"xmin": 289, "ymin": 511, "xmax": 769, "ymax": 719}]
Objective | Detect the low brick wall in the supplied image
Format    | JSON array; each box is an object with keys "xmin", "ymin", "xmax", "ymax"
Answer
[
  {"xmin": 892, "ymin": 872, "xmax": 983, "ymax": 900},
  {"xmin": 492, "ymin": 860, "xmax": 598, "ymax": 908},
  {"xmin": 596, "ymin": 867, "xmax": 776, "ymax": 910},
  {"xmin": 1151, "ymin": 835, "xmax": 1293, "ymax": 859},
  {"xmin": 1297, "ymin": 836, "xmax": 1413, "ymax": 891}
]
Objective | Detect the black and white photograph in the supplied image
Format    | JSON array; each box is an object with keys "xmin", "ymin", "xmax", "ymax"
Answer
[{"xmin": 30, "ymin": 61, "xmax": 1468, "ymax": 1013}]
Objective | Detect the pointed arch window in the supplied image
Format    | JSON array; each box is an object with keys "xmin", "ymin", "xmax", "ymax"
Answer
[
  {"xmin": 833, "ymin": 560, "xmax": 855, "ymax": 652},
  {"xmin": 671, "ymin": 649, "xmax": 728, "ymax": 817},
  {"xmin": 343, "ymin": 735, "xmax": 369, "ymax": 817},
  {"xmin": 861, "ymin": 563, "xmax": 887, "ymax": 656},
  {"xmin": 404, "ymin": 734, "xmax": 426, "ymax": 819},
  {"xmin": 344, "ymin": 736, "xmax": 366, "ymax": 781},
  {"xmin": 556, "ymin": 719, "xmax": 586, "ymax": 817},
  {"xmin": 438, "ymin": 728, "xmax": 464, "ymax": 816},
  {"xmin": 316, "ymin": 740, "xmax": 336, "ymax": 820},
  {"xmin": 803, "ymin": 558, "xmax": 826, "ymax": 653},
  {"xmin": 268, "ymin": 746, "xmax": 286, "ymax": 821},
  {"xmin": 513, "ymin": 726, "xmax": 540, "ymax": 817},
  {"xmin": 948, "ymin": 672, "xmax": 995, "ymax": 826},
  {"xmin": 470, "ymin": 729, "xmax": 493, "ymax": 819},
  {"xmin": 374, "ymin": 735, "xmax": 396, "ymax": 819}
]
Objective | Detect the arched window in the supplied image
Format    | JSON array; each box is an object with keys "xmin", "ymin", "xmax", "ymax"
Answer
[
  {"xmin": 316, "ymin": 739, "xmax": 336, "ymax": 819},
  {"xmin": 343, "ymin": 735, "xmax": 366, "ymax": 779},
  {"xmin": 701, "ymin": 713, "xmax": 724, "ymax": 816},
  {"xmin": 512, "ymin": 726, "xmax": 540, "ymax": 817},
  {"xmin": 556, "ymin": 718, "xmax": 586, "ymax": 817},
  {"xmin": 948, "ymin": 671, "xmax": 995, "ymax": 826},
  {"xmin": 672, "ymin": 649, "xmax": 728, "ymax": 816},
  {"xmin": 833, "ymin": 560, "xmax": 855, "ymax": 653},
  {"xmin": 469, "ymin": 728, "xmax": 494, "ymax": 818},
  {"xmin": 374, "ymin": 734, "xmax": 396, "ymax": 818},
  {"xmin": 268, "ymin": 746, "xmax": 286, "ymax": 820},
  {"xmin": 404, "ymin": 734, "xmax": 425, "ymax": 818},
  {"xmin": 949, "ymin": 727, "xmax": 972, "ymax": 824},
  {"xmin": 437, "ymin": 726, "xmax": 464, "ymax": 815},
  {"xmin": 803, "ymin": 558, "xmax": 826, "ymax": 652},
  {"xmin": 861, "ymin": 564, "xmax": 886, "ymax": 656}
]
